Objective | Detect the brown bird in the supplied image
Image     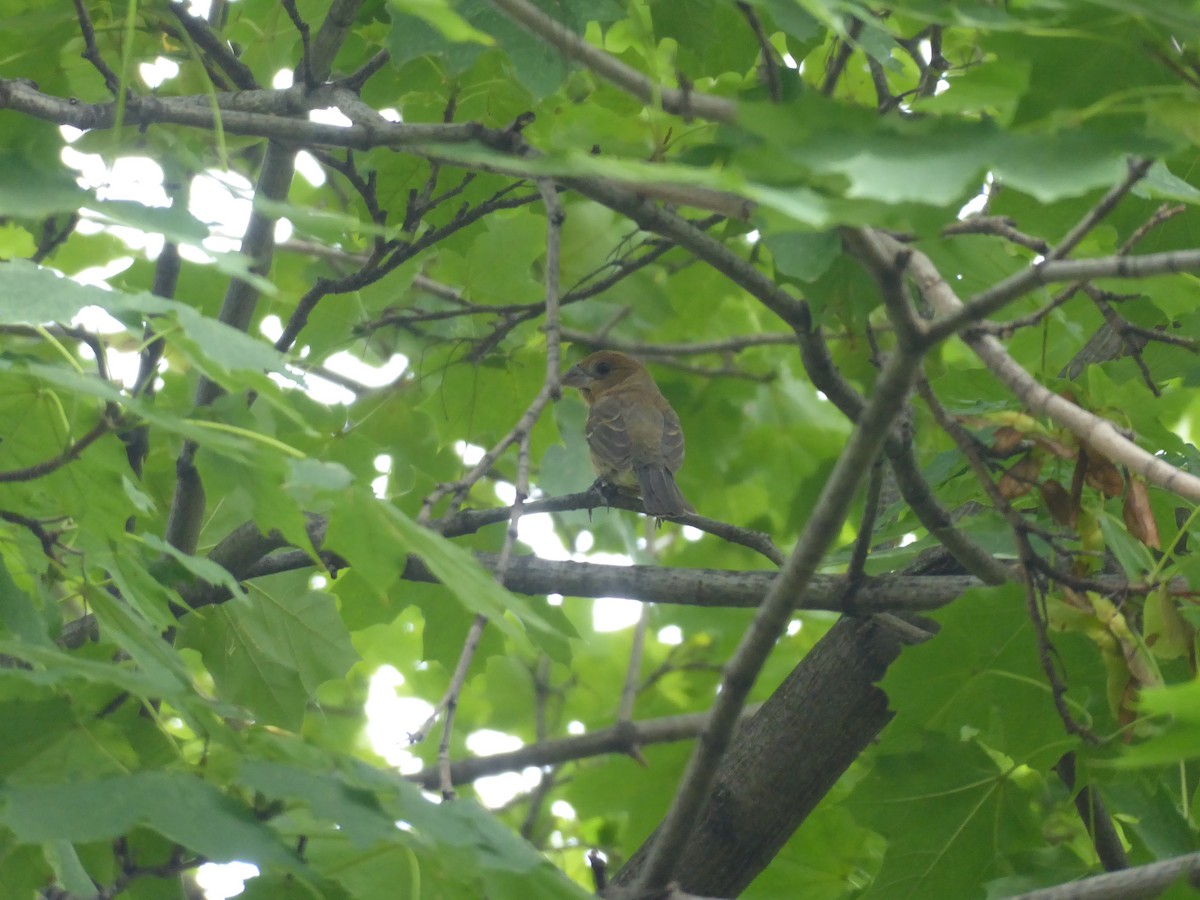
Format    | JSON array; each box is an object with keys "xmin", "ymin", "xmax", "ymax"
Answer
[{"xmin": 562, "ymin": 350, "xmax": 693, "ymax": 518}]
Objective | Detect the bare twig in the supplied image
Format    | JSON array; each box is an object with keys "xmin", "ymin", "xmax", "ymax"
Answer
[
  {"xmin": 71, "ymin": 0, "xmax": 121, "ymax": 94},
  {"xmin": 926, "ymin": 246, "xmax": 1200, "ymax": 343},
  {"xmin": 820, "ymin": 17, "xmax": 865, "ymax": 97},
  {"xmin": 737, "ymin": 1, "xmax": 782, "ymax": 102},
  {"xmin": 416, "ymin": 181, "xmax": 568, "ymax": 782},
  {"xmin": 0, "ymin": 417, "xmax": 114, "ymax": 483},
  {"xmin": 485, "ymin": 0, "xmax": 736, "ymax": 122},
  {"xmin": 1046, "ymin": 158, "xmax": 1153, "ymax": 261},
  {"xmin": 166, "ymin": 1, "xmax": 259, "ymax": 90},
  {"xmin": 410, "ymin": 706, "xmax": 758, "ymax": 790},
  {"xmin": 619, "ymin": 604, "xmax": 650, "ymax": 725},
  {"xmin": 943, "ymin": 216, "xmax": 1051, "ymax": 255}
]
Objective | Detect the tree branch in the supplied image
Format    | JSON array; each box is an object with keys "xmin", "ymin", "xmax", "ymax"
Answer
[
  {"xmin": 882, "ymin": 231, "xmax": 1200, "ymax": 503},
  {"xmin": 1004, "ymin": 851, "xmax": 1200, "ymax": 900},
  {"xmin": 485, "ymin": 0, "xmax": 736, "ymax": 123},
  {"xmin": 410, "ymin": 707, "xmax": 754, "ymax": 790},
  {"xmin": 631, "ymin": 344, "xmax": 923, "ymax": 893}
]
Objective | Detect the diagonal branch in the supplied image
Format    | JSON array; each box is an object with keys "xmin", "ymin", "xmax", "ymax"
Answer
[
  {"xmin": 486, "ymin": 0, "xmax": 736, "ymax": 123},
  {"xmin": 631, "ymin": 344, "xmax": 923, "ymax": 893},
  {"xmin": 876, "ymin": 230, "xmax": 1200, "ymax": 503}
]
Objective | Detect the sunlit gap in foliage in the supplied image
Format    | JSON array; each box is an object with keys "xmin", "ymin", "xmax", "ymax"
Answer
[
  {"xmin": 658, "ymin": 624, "xmax": 683, "ymax": 645},
  {"xmin": 259, "ymin": 314, "xmax": 408, "ymax": 404},
  {"xmin": 195, "ymin": 861, "xmax": 258, "ymax": 900},
  {"xmin": 364, "ymin": 664, "xmax": 429, "ymax": 773},
  {"xmin": 72, "ymin": 313, "xmax": 147, "ymax": 390},
  {"xmin": 294, "ymin": 150, "xmax": 326, "ymax": 187},
  {"xmin": 59, "ymin": 134, "xmax": 168, "ymax": 258},
  {"xmin": 139, "ymin": 56, "xmax": 179, "ymax": 89},
  {"xmin": 466, "ymin": 730, "xmax": 540, "ymax": 808},
  {"xmin": 372, "ymin": 454, "xmax": 392, "ymax": 498},
  {"xmin": 552, "ymin": 800, "xmax": 577, "ymax": 821},
  {"xmin": 958, "ymin": 173, "xmax": 994, "ymax": 219}
]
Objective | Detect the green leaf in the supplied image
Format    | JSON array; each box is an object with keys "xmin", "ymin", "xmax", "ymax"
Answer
[
  {"xmin": 848, "ymin": 735, "xmax": 1043, "ymax": 900},
  {"xmin": 238, "ymin": 760, "xmax": 400, "ymax": 848},
  {"xmin": 0, "ymin": 773, "xmax": 300, "ymax": 870},
  {"xmin": 136, "ymin": 532, "xmax": 247, "ymax": 599},
  {"xmin": 879, "ymin": 584, "xmax": 1080, "ymax": 767},
  {"xmin": 764, "ymin": 230, "xmax": 840, "ymax": 281},
  {"xmin": 42, "ymin": 841, "xmax": 94, "ymax": 898},
  {"xmin": 381, "ymin": 503, "xmax": 559, "ymax": 641},
  {"xmin": 0, "ymin": 556, "xmax": 52, "ymax": 647},
  {"xmin": 387, "ymin": 0, "xmax": 495, "ymax": 46},
  {"xmin": 178, "ymin": 589, "xmax": 358, "ymax": 729}
]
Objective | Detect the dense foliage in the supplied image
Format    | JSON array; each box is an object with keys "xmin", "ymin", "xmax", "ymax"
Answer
[{"xmin": 1, "ymin": 0, "xmax": 1199, "ymax": 897}]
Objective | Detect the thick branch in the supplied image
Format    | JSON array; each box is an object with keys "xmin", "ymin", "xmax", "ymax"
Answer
[
  {"xmin": 631, "ymin": 346, "xmax": 923, "ymax": 893},
  {"xmin": 611, "ymin": 614, "xmax": 929, "ymax": 898}
]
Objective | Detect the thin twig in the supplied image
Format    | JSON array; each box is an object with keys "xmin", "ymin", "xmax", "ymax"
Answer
[
  {"xmin": 72, "ymin": 0, "xmax": 122, "ymax": 93},
  {"xmin": 166, "ymin": 1, "xmax": 259, "ymax": 90},
  {"xmin": 1004, "ymin": 851, "xmax": 1200, "ymax": 900},
  {"xmin": 943, "ymin": 216, "xmax": 1051, "ymax": 255},
  {"xmin": 415, "ymin": 181, "xmax": 568, "ymax": 776},
  {"xmin": 917, "ymin": 375, "xmax": 1098, "ymax": 742},
  {"xmin": 819, "ymin": 17, "xmax": 865, "ymax": 97},
  {"xmin": 410, "ymin": 706, "xmax": 760, "ymax": 790},
  {"xmin": 620, "ymin": 607, "xmax": 650, "ymax": 728},
  {"xmin": 1046, "ymin": 158, "xmax": 1153, "ymax": 261},
  {"xmin": 737, "ymin": 1, "xmax": 781, "ymax": 102},
  {"xmin": 0, "ymin": 417, "xmax": 114, "ymax": 483},
  {"xmin": 485, "ymin": 0, "xmax": 736, "ymax": 122},
  {"xmin": 280, "ymin": 0, "xmax": 315, "ymax": 88}
]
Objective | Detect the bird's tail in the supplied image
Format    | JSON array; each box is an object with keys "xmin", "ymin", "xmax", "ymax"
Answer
[{"xmin": 634, "ymin": 465, "xmax": 694, "ymax": 518}]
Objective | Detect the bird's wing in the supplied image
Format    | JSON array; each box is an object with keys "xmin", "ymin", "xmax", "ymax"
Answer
[
  {"xmin": 586, "ymin": 394, "xmax": 635, "ymax": 473},
  {"xmin": 660, "ymin": 405, "xmax": 685, "ymax": 474}
]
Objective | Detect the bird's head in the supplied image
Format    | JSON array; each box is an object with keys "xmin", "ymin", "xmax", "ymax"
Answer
[{"xmin": 562, "ymin": 350, "xmax": 651, "ymax": 403}]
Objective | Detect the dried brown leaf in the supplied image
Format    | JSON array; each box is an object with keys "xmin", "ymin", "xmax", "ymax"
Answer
[
  {"xmin": 998, "ymin": 452, "xmax": 1043, "ymax": 500},
  {"xmin": 1123, "ymin": 477, "xmax": 1161, "ymax": 549},
  {"xmin": 992, "ymin": 425, "xmax": 1026, "ymax": 455},
  {"xmin": 1040, "ymin": 479, "xmax": 1076, "ymax": 527},
  {"xmin": 1083, "ymin": 451, "xmax": 1124, "ymax": 498}
]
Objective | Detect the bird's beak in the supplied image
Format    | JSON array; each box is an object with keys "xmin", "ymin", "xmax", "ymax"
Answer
[{"xmin": 562, "ymin": 364, "xmax": 589, "ymax": 389}]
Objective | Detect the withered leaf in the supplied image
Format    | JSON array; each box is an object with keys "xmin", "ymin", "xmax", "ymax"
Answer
[
  {"xmin": 992, "ymin": 425, "xmax": 1026, "ymax": 455},
  {"xmin": 1123, "ymin": 477, "xmax": 1161, "ymax": 549},
  {"xmin": 1083, "ymin": 450, "xmax": 1124, "ymax": 498},
  {"xmin": 998, "ymin": 452, "xmax": 1043, "ymax": 500},
  {"xmin": 1040, "ymin": 479, "xmax": 1076, "ymax": 527}
]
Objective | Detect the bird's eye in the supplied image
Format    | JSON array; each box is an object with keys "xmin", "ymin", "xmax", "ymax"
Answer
[{"xmin": 594, "ymin": 361, "xmax": 612, "ymax": 376}]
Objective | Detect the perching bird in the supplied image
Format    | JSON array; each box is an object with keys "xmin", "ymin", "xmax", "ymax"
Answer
[{"xmin": 562, "ymin": 350, "xmax": 693, "ymax": 518}]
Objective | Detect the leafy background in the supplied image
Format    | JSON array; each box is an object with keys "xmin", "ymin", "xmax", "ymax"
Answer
[{"xmin": 0, "ymin": 0, "xmax": 1199, "ymax": 898}]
